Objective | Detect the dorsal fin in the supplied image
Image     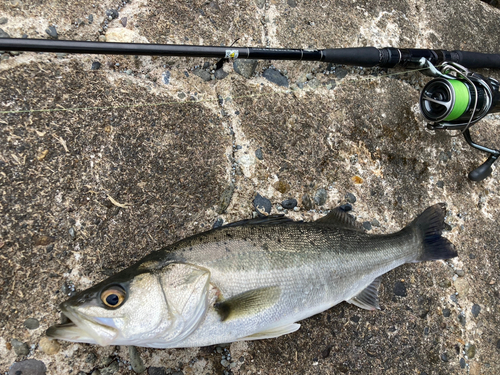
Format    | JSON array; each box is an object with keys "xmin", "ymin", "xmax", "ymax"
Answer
[
  {"xmin": 315, "ymin": 208, "xmax": 365, "ymax": 232},
  {"xmin": 347, "ymin": 276, "xmax": 382, "ymax": 310},
  {"xmin": 221, "ymin": 214, "xmax": 297, "ymax": 228}
]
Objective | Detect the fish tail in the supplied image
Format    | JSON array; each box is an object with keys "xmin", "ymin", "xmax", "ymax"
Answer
[{"xmin": 409, "ymin": 203, "xmax": 457, "ymax": 262}]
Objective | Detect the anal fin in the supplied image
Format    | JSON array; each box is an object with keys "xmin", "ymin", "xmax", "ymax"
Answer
[
  {"xmin": 347, "ymin": 276, "xmax": 382, "ymax": 310},
  {"xmin": 237, "ymin": 323, "xmax": 301, "ymax": 341}
]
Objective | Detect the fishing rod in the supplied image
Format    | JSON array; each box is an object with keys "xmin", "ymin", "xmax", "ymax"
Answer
[{"xmin": 1, "ymin": 38, "xmax": 500, "ymax": 180}]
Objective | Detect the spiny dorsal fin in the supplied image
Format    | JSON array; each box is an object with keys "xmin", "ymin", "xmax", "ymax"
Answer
[
  {"xmin": 214, "ymin": 286, "xmax": 281, "ymax": 321},
  {"xmin": 347, "ymin": 276, "xmax": 382, "ymax": 310},
  {"xmin": 315, "ymin": 208, "xmax": 365, "ymax": 232},
  {"xmin": 221, "ymin": 214, "xmax": 297, "ymax": 228},
  {"xmin": 237, "ymin": 323, "xmax": 301, "ymax": 341}
]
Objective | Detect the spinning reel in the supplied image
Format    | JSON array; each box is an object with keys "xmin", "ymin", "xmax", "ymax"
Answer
[{"xmin": 419, "ymin": 60, "xmax": 500, "ymax": 181}]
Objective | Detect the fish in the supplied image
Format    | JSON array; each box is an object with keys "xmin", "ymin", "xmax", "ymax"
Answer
[{"xmin": 46, "ymin": 203, "xmax": 457, "ymax": 348}]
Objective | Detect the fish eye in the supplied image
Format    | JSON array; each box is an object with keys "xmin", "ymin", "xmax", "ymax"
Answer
[{"xmin": 101, "ymin": 286, "xmax": 126, "ymax": 308}]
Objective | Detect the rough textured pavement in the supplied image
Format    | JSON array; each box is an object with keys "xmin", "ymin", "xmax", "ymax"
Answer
[{"xmin": 1, "ymin": 0, "xmax": 500, "ymax": 374}]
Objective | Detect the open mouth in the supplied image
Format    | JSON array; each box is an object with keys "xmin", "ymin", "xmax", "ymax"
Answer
[{"xmin": 46, "ymin": 306, "xmax": 119, "ymax": 346}]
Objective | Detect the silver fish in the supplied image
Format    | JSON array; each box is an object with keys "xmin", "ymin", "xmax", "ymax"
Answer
[{"xmin": 47, "ymin": 204, "xmax": 457, "ymax": 348}]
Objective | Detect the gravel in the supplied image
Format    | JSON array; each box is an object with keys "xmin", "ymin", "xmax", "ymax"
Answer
[
  {"xmin": 471, "ymin": 304, "xmax": 481, "ymax": 317},
  {"xmin": 233, "ymin": 59, "xmax": 258, "ymax": 78},
  {"xmin": 362, "ymin": 221, "xmax": 372, "ymax": 231},
  {"xmin": 442, "ymin": 308, "xmax": 451, "ymax": 317},
  {"xmin": 255, "ymin": 148, "xmax": 264, "ymax": 160},
  {"xmin": 282, "ymin": 198, "xmax": 297, "ymax": 209},
  {"xmin": 8, "ymin": 359, "xmax": 46, "ymax": 375},
  {"xmin": 106, "ymin": 9, "xmax": 119, "ymax": 19},
  {"xmin": 24, "ymin": 318, "xmax": 40, "ymax": 329},
  {"xmin": 0, "ymin": 17, "xmax": 7, "ymax": 25},
  {"xmin": 466, "ymin": 344, "xmax": 476, "ymax": 359},
  {"xmin": 45, "ymin": 25, "xmax": 58, "ymax": 39},
  {"xmin": 91, "ymin": 61, "xmax": 101, "ymax": 70},
  {"xmin": 314, "ymin": 188, "xmax": 327, "ymax": 206},
  {"xmin": 39, "ymin": 337, "xmax": 60, "ymax": 355},
  {"xmin": 128, "ymin": 346, "xmax": 146, "ymax": 373},
  {"xmin": 262, "ymin": 68, "xmax": 289, "ymax": 87},
  {"xmin": 393, "ymin": 280, "xmax": 407, "ymax": 297},
  {"xmin": 11, "ymin": 339, "xmax": 30, "ymax": 356},
  {"xmin": 346, "ymin": 193, "xmax": 357, "ymax": 203},
  {"xmin": 254, "ymin": 193, "xmax": 272, "ymax": 214},
  {"xmin": 193, "ymin": 68, "xmax": 211, "ymax": 81},
  {"xmin": 215, "ymin": 68, "xmax": 228, "ymax": 79},
  {"xmin": 302, "ymin": 194, "xmax": 314, "ymax": 210}
]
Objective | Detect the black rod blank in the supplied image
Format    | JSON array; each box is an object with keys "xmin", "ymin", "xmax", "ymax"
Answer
[{"xmin": 1, "ymin": 38, "xmax": 500, "ymax": 69}]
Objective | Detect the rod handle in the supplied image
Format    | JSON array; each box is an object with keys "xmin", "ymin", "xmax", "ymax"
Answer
[{"xmin": 468, "ymin": 155, "xmax": 497, "ymax": 181}]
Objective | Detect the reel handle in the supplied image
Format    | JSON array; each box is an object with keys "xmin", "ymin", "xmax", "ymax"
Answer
[{"xmin": 468, "ymin": 155, "xmax": 498, "ymax": 181}]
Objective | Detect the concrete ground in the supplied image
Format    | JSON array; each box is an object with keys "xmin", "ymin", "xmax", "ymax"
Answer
[{"xmin": 1, "ymin": 0, "xmax": 500, "ymax": 374}]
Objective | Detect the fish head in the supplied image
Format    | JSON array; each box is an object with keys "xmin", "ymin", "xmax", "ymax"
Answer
[{"xmin": 47, "ymin": 262, "xmax": 211, "ymax": 347}]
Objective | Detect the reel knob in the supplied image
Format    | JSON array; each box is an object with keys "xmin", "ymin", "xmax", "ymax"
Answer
[{"xmin": 468, "ymin": 155, "xmax": 497, "ymax": 181}]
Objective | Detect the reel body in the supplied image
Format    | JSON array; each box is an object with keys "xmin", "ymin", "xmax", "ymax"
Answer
[{"xmin": 419, "ymin": 61, "xmax": 500, "ymax": 181}]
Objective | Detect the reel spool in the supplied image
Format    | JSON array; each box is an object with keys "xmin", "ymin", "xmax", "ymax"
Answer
[{"xmin": 419, "ymin": 62, "xmax": 500, "ymax": 181}]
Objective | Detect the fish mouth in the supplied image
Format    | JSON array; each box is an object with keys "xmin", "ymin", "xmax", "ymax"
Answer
[{"xmin": 46, "ymin": 304, "xmax": 119, "ymax": 346}]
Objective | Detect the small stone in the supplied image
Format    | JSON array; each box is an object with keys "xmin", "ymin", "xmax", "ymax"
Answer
[
  {"xmin": 193, "ymin": 68, "xmax": 211, "ymax": 81},
  {"xmin": 254, "ymin": 193, "xmax": 272, "ymax": 214},
  {"xmin": 497, "ymin": 339, "xmax": 500, "ymax": 349},
  {"xmin": 255, "ymin": 0, "xmax": 265, "ymax": 9},
  {"xmin": 233, "ymin": 59, "xmax": 258, "ymax": 78},
  {"xmin": 221, "ymin": 359, "xmax": 229, "ymax": 367},
  {"xmin": 362, "ymin": 221, "xmax": 372, "ymax": 231},
  {"xmin": 106, "ymin": 9, "xmax": 119, "ymax": 19},
  {"xmin": 440, "ymin": 352, "xmax": 448, "ymax": 362},
  {"xmin": 101, "ymin": 361, "xmax": 119, "ymax": 375},
  {"xmin": 458, "ymin": 312, "xmax": 466, "ymax": 326},
  {"xmin": 450, "ymin": 294, "xmax": 458, "ymax": 303},
  {"xmin": 394, "ymin": 280, "xmax": 407, "ymax": 297},
  {"xmin": 466, "ymin": 344, "xmax": 476, "ymax": 359},
  {"xmin": 86, "ymin": 353, "xmax": 97, "ymax": 363},
  {"xmin": 24, "ymin": 318, "xmax": 40, "ymax": 330},
  {"xmin": 0, "ymin": 17, "xmax": 8, "ymax": 25},
  {"xmin": 91, "ymin": 61, "xmax": 101, "ymax": 70},
  {"xmin": 0, "ymin": 28, "xmax": 11, "ymax": 38},
  {"xmin": 8, "ymin": 359, "xmax": 46, "ymax": 375},
  {"xmin": 177, "ymin": 92, "xmax": 186, "ymax": 99},
  {"xmin": 128, "ymin": 346, "xmax": 146, "ymax": 373},
  {"xmin": 345, "ymin": 193, "xmax": 356, "ymax": 203},
  {"xmin": 350, "ymin": 315, "xmax": 360, "ymax": 323},
  {"xmin": 88, "ymin": 14, "xmax": 94, "ymax": 24},
  {"xmin": 442, "ymin": 308, "xmax": 451, "ymax": 317},
  {"xmin": 45, "ymin": 26, "xmax": 58, "ymax": 39},
  {"xmin": 171, "ymin": 372, "xmax": 184, "ymax": 375},
  {"xmin": 218, "ymin": 183, "xmax": 234, "ymax": 214},
  {"xmin": 162, "ymin": 71, "xmax": 171, "ymax": 85},
  {"xmin": 302, "ymin": 194, "xmax": 314, "ymax": 210},
  {"xmin": 460, "ymin": 358, "xmax": 466, "ymax": 368},
  {"xmin": 11, "ymin": 339, "xmax": 30, "ymax": 356},
  {"xmin": 455, "ymin": 269, "xmax": 465, "ymax": 277},
  {"xmin": 339, "ymin": 204, "xmax": 352, "ymax": 212},
  {"xmin": 148, "ymin": 367, "xmax": 167, "ymax": 375},
  {"xmin": 216, "ymin": 346, "xmax": 223, "ymax": 353},
  {"xmin": 282, "ymin": 199, "xmax": 297, "ymax": 209},
  {"xmin": 98, "ymin": 35, "xmax": 106, "ymax": 42},
  {"xmin": 436, "ymin": 180, "xmax": 444, "ymax": 188},
  {"xmin": 314, "ymin": 188, "xmax": 327, "ymax": 206},
  {"xmin": 263, "ymin": 68, "xmax": 289, "ymax": 87},
  {"xmin": 213, "ymin": 218, "xmax": 224, "ymax": 229},
  {"xmin": 371, "ymin": 218, "xmax": 380, "ymax": 227},
  {"xmin": 121, "ymin": 17, "xmax": 127, "ymax": 27},
  {"xmin": 274, "ymin": 180, "xmax": 290, "ymax": 194},
  {"xmin": 215, "ymin": 68, "xmax": 228, "ymax": 79},
  {"xmin": 39, "ymin": 337, "xmax": 60, "ymax": 355},
  {"xmin": 255, "ymin": 148, "xmax": 264, "ymax": 160},
  {"xmin": 471, "ymin": 304, "xmax": 481, "ymax": 318},
  {"xmin": 334, "ymin": 67, "xmax": 348, "ymax": 79},
  {"xmin": 69, "ymin": 227, "xmax": 76, "ymax": 240}
]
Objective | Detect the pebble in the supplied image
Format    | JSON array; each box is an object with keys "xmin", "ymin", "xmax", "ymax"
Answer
[
  {"xmin": 162, "ymin": 71, "xmax": 171, "ymax": 84},
  {"xmin": 314, "ymin": 188, "xmax": 327, "ymax": 206},
  {"xmin": 371, "ymin": 218, "xmax": 380, "ymax": 227},
  {"xmin": 282, "ymin": 199, "xmax": 297, "ymax": 209},
  {"xmin": 45, "ymin": 25, "xmax": 58, "ymax": 39},
  {"xmin": 98, "ymin": 35, "xmax": 106, "ymax": 42},
  {"xmin": 215, "ymin": 68, "xmax": 228, "ymax": 79},
  {"xmin": 121, "ymin": 17, "xmax": 127, "ymax": 27},
  {"xmin": 221, "ymin": 359, "xmax": 230, "ymax": 367},
  {"xmin": 455, "ymin": 269, "xmax": 465, "ymax": 277},
  {"xmin": 458, "ymin": 312, "xmax": 466, "ymax": 326},
  {"xmin": 450, "ymin": 294, "xmax": 458, "ymax": 303},
  {"xmin": 440, "ymin": 352, "xmax": 448, "ymax": 362},
  {"xmin": 254, "ymin": 193, "xmax": 272, "ymax": 214},
  {"xmin": 471, "ymin": 304, "xmax": 481, "ymax": 317},
  {"xmin": 24, "ymin": 318, "xmax": 40, "ymax": 330},
  {"xmin": 436, "ymin": 180, "xmax": 444, "ymax": 188},
  {"xmin": 334, "ymin": 67, "xmax": 348, "ymax": 79},
  {"xmin": 393, "ymin": 280, "xmax": 407, "ymax": 297},
  {"xmin": 106, "ymin": 9, "xmax": 119, "ymax": 19},
  {"xmin": 91, "ymin": 61, "xmax": 101, "ymax": 70},
  {"xmin": 0, "ymin": 28, "xmax": 11, "ymax": 38},
  {"xmin": 255, "ymin": 148, "xmax": 264, "ymax": 160},
  {"xmin": 11, "ymin": 339, "xmax": 30, "ymax": 356},
  {"xmin": 213, "ymin": 218, "xmax": 224, "ymax": 229},
  {"xmin": 8, "ymin": 359, "xmax": 47, "ymax": 375},
  {"xmin": 89, "ymin": 14, "xmax": 94, "ymax": 24},
  {"xmin": 442, "ymin": 308, "xmax": 451, "ymax": 317},
  {"xmin": 148, "ymin": 367, "xmax": 167, "ymax": 375},
  {"xmin": 362, "ymin": 221, "xmax": 372, "ymax": 231},
  {"xmin": 339, "ymin": 204, "xmax": 352, "ymax": 212},
  {"xmin": 69, "ymin": 227, "xmax": 76, "ymax": 240},
  {"xmin": 39, "ymin": 337, "xmax": 60, "ymax": 355},
  {"xmin": 460, "ymin": 358, "xmax": 466, "ymax": 368},
  {"xmin": 128, "ymin": 346, "xmax": 146, "ymax": 373},
  {"xmin": 302, "ymin": 194, "xmax": 314, "ymax": 210},
  {"xmin": 101, "ymin": 361, "xmax": 119, "ymax": 375},
  {"xmin": 193, "ymin": 68, "xmax": 211, "ymax": 81},
  {"xmin": 0, "ymin": 17, "xmax": 7, "ymax": 25},
  {"xmin": 466, "ymin": 344, "xmax": 476, "ymax": 359},
  {"xmin": 233, "ymin": 59, "xmax": 258, "ymax": 78},
  {"xmin": 263, "ymin": 68, "xmax": 289, "ymax": 87},
  {"xmin": 345, "ymin": 193, "xmax": 356, "ymax": 203}
]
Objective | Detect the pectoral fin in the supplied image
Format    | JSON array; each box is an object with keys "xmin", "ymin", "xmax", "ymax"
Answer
[
  {"xmin": 237, "ymin": 323, "xmax": 301, "ymax": 341},
  {"xmin": 347, "ymin": 276, "xmax": 382, "ymax": 310},
  {"xmin": 214, "ymin": 286, "xmax": 281, "ymax": 321}
]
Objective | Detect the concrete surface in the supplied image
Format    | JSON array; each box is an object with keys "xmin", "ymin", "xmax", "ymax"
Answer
[{"xmin": 1, "ymin": 0, "xmax": 500, "ymax": 374}]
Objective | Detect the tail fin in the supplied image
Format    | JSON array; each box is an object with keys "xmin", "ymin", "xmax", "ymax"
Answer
[{"xmin": 410, "ymin": 203, "xmax": 457, "ymax": 262}]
